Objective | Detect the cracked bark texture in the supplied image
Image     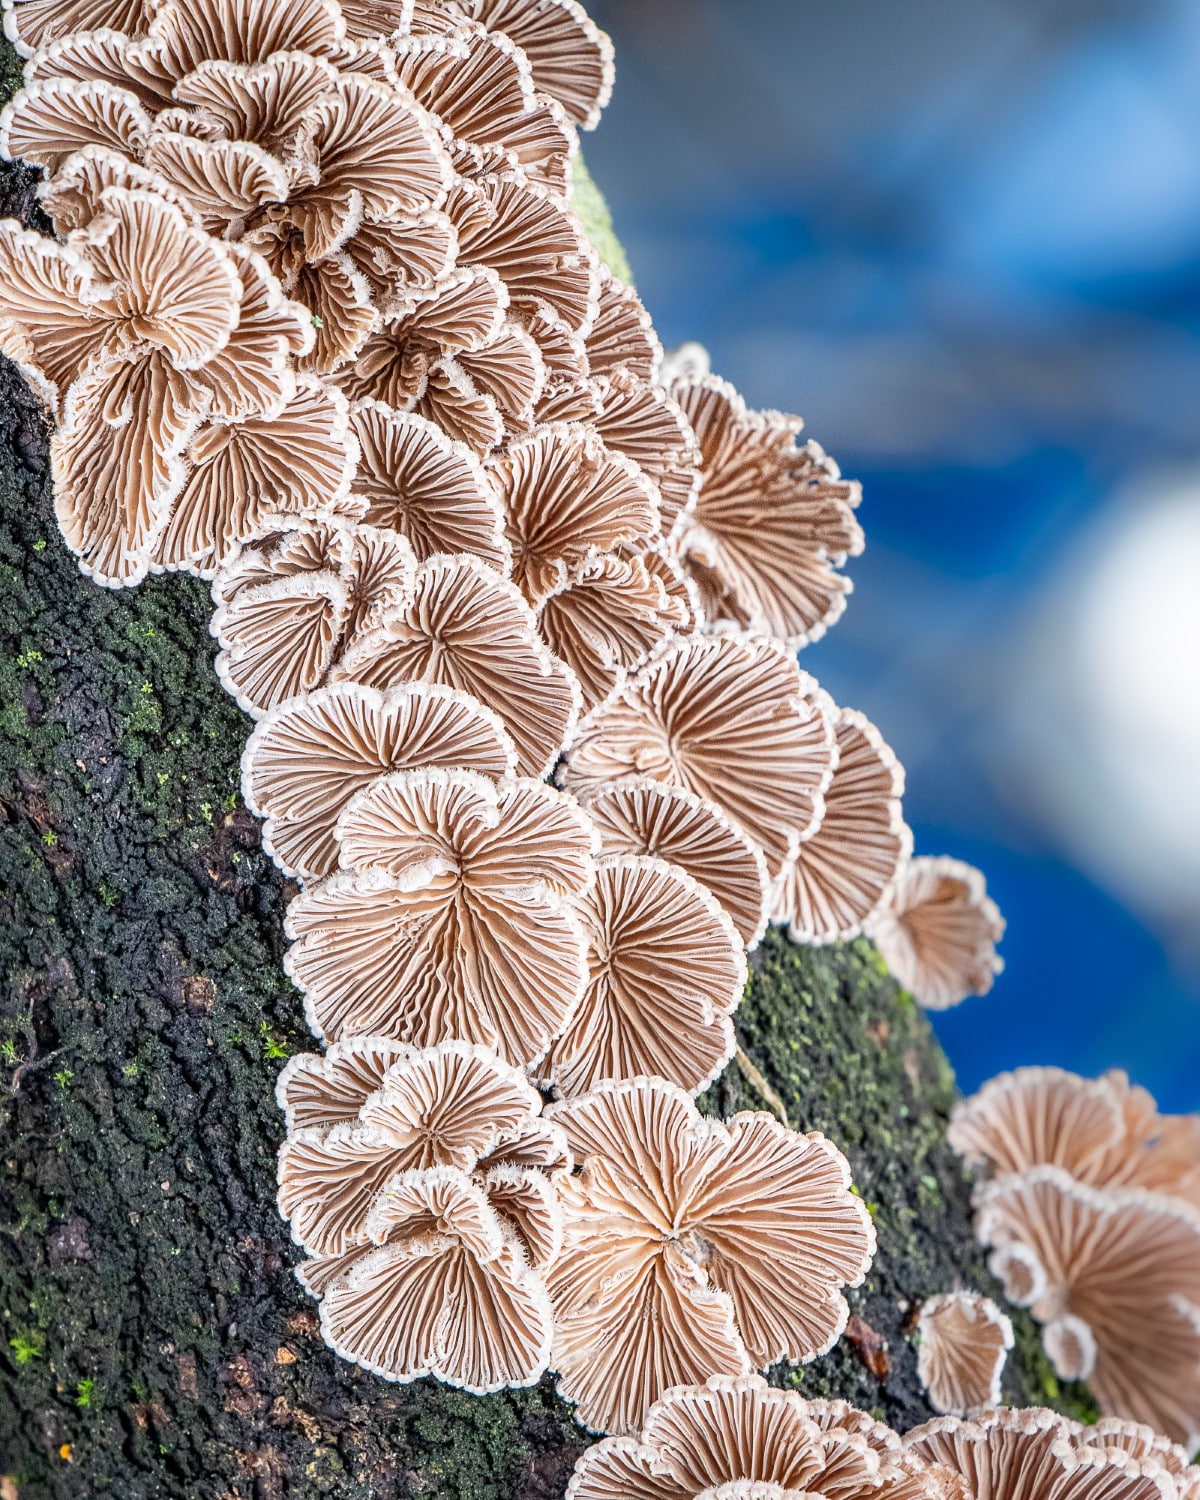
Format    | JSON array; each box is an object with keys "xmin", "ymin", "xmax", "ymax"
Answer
[{"xmin": 0, "ymin": 62, "xmax": 1095, "ymax": 1500}]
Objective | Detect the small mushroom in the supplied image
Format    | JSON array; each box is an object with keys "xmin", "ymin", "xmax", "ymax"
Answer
[
  {"xmin": 906, "ymin": 1405, "xmax": 1182, "ymax": 1500},
  {"xmin": 567, "ymin": 1374, "xmax": 948, "ymax": 1500},
  {"xmin": 458, "ymin": 0, "xmax": 614, "ymax": 130},
  {"xmin": 668, "ymin": 373, "xmax": 864, "ymax": 650},
  {"xmin": 584, "ymin": 779, "xmax": 770, "ymax": 948},
  {"xmin": 546, "ymin": 1076, "xmax": 875, "ymax": 1436},
  {"xmin": 242, "ymin": 679, "xmax": 517, "ymax": 878},
  {"xmin": 584, "ymin": 266, "xmax": 662, "ymax": 382},
  {"xmin": 284, "ymin": 768, "xmax": 596, "ymax": 1064},
  {"xmin": 349, "ymin": 401, "xmax": 510, "ymax": 569},
  {"xmin": 332, "ymin": 551, "xmax": 582, "ymax": 777},
  {"xmin": 973, "ymin": 1166, "xmax": 1200, "ymax": 1449},
  {"xmin": 541, "ymin": 854, "xmax": 746, "ymax": 1098},
  {"xmin": 536, "ymin": 547, "xmax": 689, "ymax": 713},
  {"xmin": 865, "ymin": 855, "xmax": 1004, "ymax": 1010},
  {"xmin": 772, "ymin": 706, "xmax": 910, "ymax": 945},
  {"xmin": 916, "ymin": 1292, "xmax": 1013, "ymax": 1416},
  {"xmin": 3, "ymin": 0, "xmax": 154, "ymax": 57},
  {"xmin": 490, "ymin": 422, "xmax": 660, "ymax": 604},
  {"xmin": 948, "ymin": 1066, "xmax": 1200, "ymax": 1208},
  {"xmin": 561, "ymin": 631, "xmax": 837, "ymax": 880}
]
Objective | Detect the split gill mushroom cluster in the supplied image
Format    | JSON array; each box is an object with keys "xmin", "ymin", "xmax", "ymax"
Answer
[{"xmin": 1, "ymin": 0, "xmax": 1193, "ymax": 1477}]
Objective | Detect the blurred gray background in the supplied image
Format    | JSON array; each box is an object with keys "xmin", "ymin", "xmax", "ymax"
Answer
[{"xmin": 584, "ymin": 0, "xmax": 1200, "ymax": 1108}]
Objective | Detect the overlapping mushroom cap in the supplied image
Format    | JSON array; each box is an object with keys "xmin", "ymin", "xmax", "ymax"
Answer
[
  {"xmin": 545, "ymin": 1076, "xmax": 876, "ymax": 1436},
  {"xmin": 667, "ymin": 374, "xmax": 863, "ymax": 649},
  {"xmin": 865, "ymin": 856, "xmax": 1005, "ymax": 1010},
  {"xmin": 916, "ymin": 1293, "xmax": 1013, "ymax": 1418},
  {"xmin": 568, "ymin": 1375, "xmax": 950, "ymax": 1500},
  {"xmin": 772, "ymin": 706, "xmax": 910, "ymax": 946},
  {"xmin": 584, "ymin": 779, "xmax": 771, "ymax": 948},
  {"xmin": 561, "ymin": 631, "xmax": 837, "ymax": 880},
  {"xmin": 540, "ymin": 854, "xmax": 747, "ymax": 1098},
  {"xmin": 277, "ymin": 1039, "xmax": 568, "ymax": 1392},
  {"xmin": 948, "ymin": 1066, "xmax": 1200, "ymax": 1209},
  {"xmin": 285, "ymin": 767, "xmax": 598, "ymax": 1064},
  {"xmin": 970, "ymin": 1167, "xmax": 1200, "ymax": 1448},
  {"xmin": 906, "ymin": 1406, "xmax": 1190, "ymax": 1500},
  {"xmin": 242, "ymin": 678, "xmax": 517, "ymax": 878}
]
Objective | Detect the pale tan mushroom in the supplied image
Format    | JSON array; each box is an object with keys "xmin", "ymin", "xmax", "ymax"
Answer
[
  {"xmin": 568, "ymin": 1374, "xmax": 949, "ymax": 1500},
  {"xmin": 974, "ymin": 1166, "xmax": 1200, "ymax": 1449},
  {"xmin": 584, "ymin": 779, "xmax": 771, "ymax": 948},
  {"xmin": 916, "ymin": 1292, "xmax": 1013, "ymax": 1417},
  {"xmin": 349, "ymin": 401, "xmax": 510, "ymax": 569},
  {"xmin": 907, "ymin": 1405, "xmax": 1181, "ymax": 1500},
  {"xmin": 278, "ymin": 1040, "xmax": 562, "ymax": 1253},
  {"xmin": 284, "ymin": 768, "xmax": 596, "ymax": 1064},
  {"xmin": 3, "ymin": 0, "xmax": 152, "ymax": 56},
  {"xmin": 772, "ymin": 706, "xmax": 911, "ymax": 945},
  {"xmin": 561, "ymin": 632, "xmax": 837, "ymax": 880},
  {"xmin": 584, "ymin": 266, "xmax": 661, "ymax": 382},
  {"xmin": 536, "ymin": 547, "xmax": 690, "ymax": 713},
  {"xmin": 948, "ymin": 1067, "xmax": 1200, "ymax": 1209},
  {"xmin": 154, "ymin": 376, "xmax": 363, "ymax": 575},
  {"xmin": 211, "ymin": 517, "xmax": 418, "ymax": 716},
  {"xmin": 455, "ymin": 0, "xmax": 614, "ymax": 131},
  {"xmin": 669, "ymin": 375, "xmax": 864, "ymax": 649},
  {"xmin": 446, "ymin": 173, "xmax": 598, "ymax": 335},
  {"xmin": 331, "ymin": 552, "xmax": 582, "ymax": 777},
  {"xmin": 541, "ymin": 854, "xmax": 746, "ymax": 1098},
  {"xmin": 546, "ymin": 1076, "xmax": 876, "ymax": 1436},
  {"xmin": 242, "ymin": 679, "xmax": 517, "ymax": 878},
  {"xmin": 865, "ymin": 856, "xmax": 1005, "ymax": 1010},
  {"xmin": 591, "ymin": 371, "xmax": 700, "ymax": 538},
  {"xmin": 491, "ymin": 423, "xmax": 660, "ymax": 603},
  {"xmin": 276, "ymin": 1035, "xmax": 416, "ymax": 1133}
]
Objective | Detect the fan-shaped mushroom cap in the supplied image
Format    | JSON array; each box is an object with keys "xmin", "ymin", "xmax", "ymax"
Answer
[
  {"xmin": 3, "ymin": 0, "xmax": 151, "ymax": 56},
  {"xmin": 278, "ymin": 1040, "xmax": 557, "ymax": 1252},
  {"xmin": 349, "ymin": 401, "xmax": 510, "ymax": 568},
  {"xmin": 154, "ymin": 376, "xmax": 362, "ymax": 575},
  {"xmin": 447, "ymin": 174, "xmax": 598, "ymax": 334},
  {"xmin": 568, "ymin": 1375, "xmax": 949, "ymax": 1500},
  {"xmin": 536, "ymin": 547, "xmax": 690, "ymax": 713},
  {"xmin": 169, "ymin": 51, "xmax": 341, "ymax": 151},
  {"xmin": 211, "ymin": 517, "xmax": 417, "ymax": 716},
  {"xmin": 546, "ymin": 1077, "xmax": 876, "ymax": 1436},
  {"xmin": 1086, "ymin": 1419, "xmax": 1200, "ymax": 1490},
  {"xmin": 0, "ymin": 76, "xmax": 153, "ymax": 172},
  {"xmin": 308, "ymin": 1165, "xmax": 555, "ymax": 1392},
  {"xmin": 284, "ymin": 768, "xmax": 595, "ymax": 1063},
  {"xmin": 772, "ymin": 706, "xmax": 910, "ymax": 945},
  {"xmin": 669, "ymin": 376, "xmax": 863, "ymax": 649},
  {"xmin": 455, "ymin": 0, "xmax": 614, "ymax": 130},
  {"xmin": 974, "ymin": 1166, "xmax": 1200, "ymax": 1449},
  {"xmin": 491, "ymin": 422, "xmax": 660, "ymax": 603},
  {"xmin": 584, "ymin": 780, "xmax": 771, "ymax": 949},
  {"xmin": 277, "ymin": 1036, "xmax": 415, "ymax": 1133},
  {"xmin": 906, "ymin": 1406, "xmax": 1180, "ymax": 1500},
  {"xmin": 584, "ymin": 267, "xmax": 661, "ymax": 382},
  {"xmin": 592, "ymin": 372, "xmax": 700, "ymax": 537},
  {"xmin": 242, "ymin": 679, "xmax": 517, "ymax": 878},
  {"xmin": 865, "ymin": 856, "xmax": 1005, "ymax": 1011},
  {"xmin": 948, "ymin": 1067, "xmax": 1200, "ymax": 1209},
  {"xmin": 916, "ymin": 1293, "xmax": 1013, "ymax": 1417},
  {"xmin": 561, "ymin": 632, "xmax": 837, "ymax": 880},
  {"xmin": 331, "ymin": 552, "xmax": 581, "ymax": 777},
  {"xmin": 542, "ymin": 855, "xmax": 746, "ymax": 1099}
]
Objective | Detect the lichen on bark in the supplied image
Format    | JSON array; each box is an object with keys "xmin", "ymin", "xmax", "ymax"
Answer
[{"xmin": 0, "ymin": 53, "xmax": 1093, "ymax": 1498}]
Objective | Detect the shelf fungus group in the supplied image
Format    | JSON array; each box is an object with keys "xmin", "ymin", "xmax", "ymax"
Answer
[{"xmin": 10, "ymin": 0, "xmax": 1197, "ymax": 1474}]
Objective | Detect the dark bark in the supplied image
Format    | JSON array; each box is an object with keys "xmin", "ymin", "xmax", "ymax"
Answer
[{"xmin": 0, "ymin": 97, "xmax": 1094, "ymax": 1500}]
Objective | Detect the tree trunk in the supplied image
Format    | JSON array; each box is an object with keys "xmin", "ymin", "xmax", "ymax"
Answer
[{"xmin": 0, "ymin": 100, "xmax": 1092, "ymax": 1500}]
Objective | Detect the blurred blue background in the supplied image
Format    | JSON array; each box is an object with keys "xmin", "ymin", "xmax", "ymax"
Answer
[{"xmin": 585, "ymin": 0, "xmax": 1200, "ymax": 1109}]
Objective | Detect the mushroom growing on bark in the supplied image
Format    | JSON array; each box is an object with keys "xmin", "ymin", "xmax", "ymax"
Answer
[
  {"xmin": 545, "ymin": 1076, "xmax": 875, "ymax": 1436},
  {"xmin": 916, "ymin": 1292, "xmax": 1013, "ymax": 1417},
  {"xmin": 865, "ymin": 855, "xmax": 1005, "ymax": 1010},
  {"xmin": 277, "ymin": 1040, "xmax": 568, "ymax": 1392}
]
